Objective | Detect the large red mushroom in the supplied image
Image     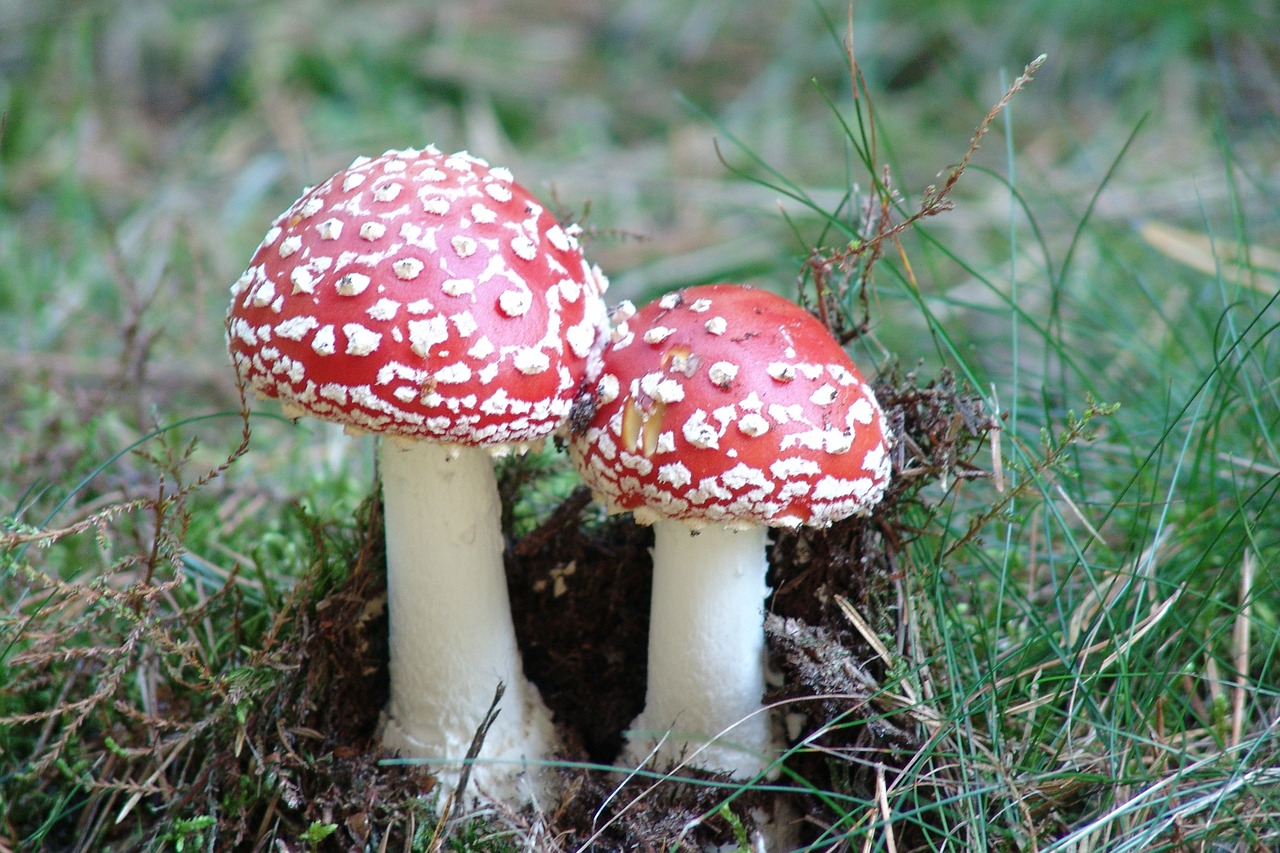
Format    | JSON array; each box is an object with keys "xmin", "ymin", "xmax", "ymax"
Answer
[
  {"xmin": 569, "ymin": 284, "xmax": 891, "ymax": 777},
  {"xmin": 227, "ymin": 146, "xmax": 608, "ymax": 798}
]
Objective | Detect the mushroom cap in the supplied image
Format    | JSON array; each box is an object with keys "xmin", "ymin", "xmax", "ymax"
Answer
[
  {"xmin": 569, "ymin": 284, "xmax": 892, "ymax": 528},
  {"xmin": 226, "ymin": 146, "xmax": 609, "ymax": 446}
]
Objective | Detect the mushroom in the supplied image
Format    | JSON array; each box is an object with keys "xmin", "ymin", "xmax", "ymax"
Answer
[
  {"xmin": 227, "ymin": 146, "xmax": 608, "ymax": 797},
  {"xmin": 569, "ymin": 284, "xmax": 891, "ymax": 777}
]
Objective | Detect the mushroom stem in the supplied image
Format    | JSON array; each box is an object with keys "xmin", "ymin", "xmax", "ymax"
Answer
[
  {"xmin": 627, "ymin": 520, "xmax": 775, "ymax": 777},
  {"xmin": 378, "ymin": 439, "xmax": 556, "ymax": 797}
]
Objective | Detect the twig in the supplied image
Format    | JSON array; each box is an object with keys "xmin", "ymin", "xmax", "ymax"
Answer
[{"xmin": 432, "ymin": 680, "xmax": 507, "ymax": 849}]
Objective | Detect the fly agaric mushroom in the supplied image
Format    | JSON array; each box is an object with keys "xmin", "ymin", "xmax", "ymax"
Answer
[
  {"xmin": 569, "ymin": 284, "xmax": 891, "ymax": 777},
  {"xmin": 227, "ymin": 146, "xmax": 608, "ymax": 796}
]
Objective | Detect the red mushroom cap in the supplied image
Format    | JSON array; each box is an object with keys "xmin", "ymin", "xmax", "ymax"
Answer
[
  {"xmin": 570, "ymin": 284, "xmax": 891, "ymax": 528},
  {"xmin": 227, "ymin": 146, "xmax": 608, "ymax": 446}
]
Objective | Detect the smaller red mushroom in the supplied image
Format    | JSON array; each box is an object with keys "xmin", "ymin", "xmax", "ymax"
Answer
[
  {"xmin": 227, "ymin": 146, "xmax": 608, "ymax": 799},
  {"xmin": 569, "ymin": 284, "xmax": 891, "ymax": 777}
]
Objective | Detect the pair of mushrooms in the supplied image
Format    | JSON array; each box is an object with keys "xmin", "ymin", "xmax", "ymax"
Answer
[{"xmin": 226, "ymin": 147, "xmax": 891, "ymax": 799}]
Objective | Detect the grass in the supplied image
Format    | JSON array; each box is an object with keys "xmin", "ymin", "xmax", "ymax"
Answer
[{"xmin": 3, "ymin": 0, "xmax": 1279, "ymax": 850}]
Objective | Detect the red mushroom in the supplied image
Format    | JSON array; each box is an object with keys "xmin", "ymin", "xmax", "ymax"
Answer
[
  {"xmin": 569, "ymin": 284, "xmax": 891, "ymax": 777},
  {"xmin": 227, "ymin": 146, "xmax": 608, "ymax": 797}
]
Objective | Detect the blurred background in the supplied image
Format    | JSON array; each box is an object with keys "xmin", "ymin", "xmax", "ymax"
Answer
[{"xmin": 1, "ymin": 0, "xmax": 1276, "ymax": 515}]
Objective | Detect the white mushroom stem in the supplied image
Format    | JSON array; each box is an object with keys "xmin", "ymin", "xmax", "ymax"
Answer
[
  {"xmin": 626, "ymin": 520, "xmax": 777, "ymax": 778},
  {"xmin": 378, "ymin": 439, "xmax": 556, "ymax": 799}
]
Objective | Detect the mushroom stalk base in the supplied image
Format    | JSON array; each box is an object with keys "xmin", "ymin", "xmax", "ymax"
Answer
[
  {"xmin": 626, "ymin": 521, "xmax": 775, "ymax": 778},
  {"xmin": 378, "ymin": 440, "xmax": 556, "ymax": 801}
]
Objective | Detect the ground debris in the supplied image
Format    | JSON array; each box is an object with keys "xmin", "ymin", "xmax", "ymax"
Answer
[
  {"xmin": 765, "ymin": 614, "xmax": 922, "ymax": 754},
  {"xmin": 552, "ymin": 764, "xmax": 764, "ymax": 851}
]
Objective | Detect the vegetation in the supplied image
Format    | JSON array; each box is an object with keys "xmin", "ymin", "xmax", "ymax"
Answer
[{"xmin": 3, "ymin": 0, "xmax": 1277, "ymax": 850}]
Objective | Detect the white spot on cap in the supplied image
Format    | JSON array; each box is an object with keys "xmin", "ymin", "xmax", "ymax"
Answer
[
  {"xmin": 442, "ymin": 278, "xmax": 474, "ymax": 297},
  {"xmin": 344, "ymin": 323, "xmax": 381, "ymax": 356},
  {"xmin": 471, "ymin": 203, "xmax": 497, "ymax": 224},
  {"xmin": 811, "ymin": 384, "xmax": 838, "ymax": 405},
  {"xmin": 772, "ymin": 457, "xmax": 821, "ymax": 479},
  {"xmin": 393, "ymin": 257, "xmax": 424, "ymax": 280},
  {"xmin": 359, "ymin": 221, "xmax": 386, "ymax": 241},
  {"xmin": 705, "ymin": 316, "xmax": 727, "ymax": 335},
  {"xmin": 682, "ymin": 410, "xmax": 720, "ymax": 449},
  {"xmin": 275, "ymin": 315, "xmax": 319, "ymax": 341},
  {"xmin": 336, "ymin": 272, "xmax": 371, "ymax": 296},
  {"xmin": 639, "ymin": 372, "xmax": 685, "ymax": 404},
  {"xmin": 768, "ymin": 402, "xmax": 803, "ymax": 424},
  {"xmin": 862, "ymin": 441, "xmax": 887, "ymax": 475},
  {"xmin": 659, "ymin": 292, "xmax": 681, "ymax": 309},
  {"xmin": 343, "ymin": 172, "xmax": 366, "ymax": 192},
  {"xmin": 468, "ymin": 336, "xmax": 495, "ymax": 359},
  {"xmin": 316, "ymin": 218, "xmax": 343, "ymax": 240},
  {"xmin": 489, "ymin": 166, "xmax": 513, "ymax": 182},
  {"xmin": 513, "ymin": 348, "xmax": 551, "ymax": 375},
  {"xmin": 452, "ymin": 235, "xmax": 478, "ymax": 258},
  {"xmin": 485, "ymin": 183, "xmax": 513, "ymax": 202},
  {"xmin": 251, "ymin": 279, "xmax": 276, "ymax": 308},
  {"xmin": 435, "ymin": 363, "xmax": 472, "ymax": 384},
  {"xmin": 368, "ymin": 298, "xmax": 400, "ymax": 320},
  {"xmin": 546, "ymin": 225, "xmax": 571, "ymax": 252},
  {"xmin": 597, "ymin": 374, "xmax": 620, "ymax": 405},
  {"xmin": 767, "ymin": 362, "xmax": 797, "ymax": 382},
  {"xmin": 290, "ymin": 267, "xmax": 317, "ymax": 294},
  {"xmin": 373, "ymin": 182, "xmax": 403, "ymax": 202},
  {"xmin": 511, "ymin": 234, "xmax": 537, "ymax": 260},
  {"xmin": 566, "ymin": 322, "xmax": 594, "ymax": 359},
  {"xmin": 299, "ymin": 196, "xmax": 324, "ymax": 218},
  {"xmin": 559, "ymin": 277, "xmax": 582, "ymax": 303},
  {"xmin": 278, "ymin": 235, "xmax": 303, "ymax": 258},
  {"xmin": 657, "ymin": 461, "xmax": 692, "ymax": 489},
  {"xmin": 849, "ymin": 397, "xmax": 874, "ymax": 425},
  {"xmin": 813, "ymin": 477, "xmax": 862, "ymax": 501},
  {"xmin": 708, "ymin": 361, "xmax": 738, "ymax": 388},
  {"xmin": 499, "ymin": 289, "xmax": 532, "ymax": 317},
  {"xmin": 689, "ymin": 298, "xmax": 713, "ymax": 313},
  {"xmin": 643, "ymin": 326, "xmax": 676, "ymax": 345},
  {"xmin": 408, "ymin": 316, "xmax": 449, "ymax": 357},
  {"xmin": 479, "ymin": 389, "xmax": 511, "ymax": 415},
  {"xmin": 312, "ymin": 325, "xmax": 337, "ymax": 355},
  {"xmin": 826, "ymin": 431, "xmax": 854, "ymax": 454},
  {"xmin": 668, "ymin": 350, "xmax": 699, "ymax": 376},
  {"xmin": 451, "ymin": 310, "xmax": 478, "ymax": 337},
  {"xmin": 797, "ymin": 363, "xmax": 824, "ymax": 380},
  {"xmin": 721, "ymin": 463, "xmax": 772, "ymax": 494},
  {"xmin": 422, "ymin": 196, "xmax": 450, "ymax": 216},
  {"xmin": 738, "ymin": 412, "xmax": 769, "ymax": 437},
  {"xmin": 318, "ymin": 383, "xmax": 349, "ymax": 404}
]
